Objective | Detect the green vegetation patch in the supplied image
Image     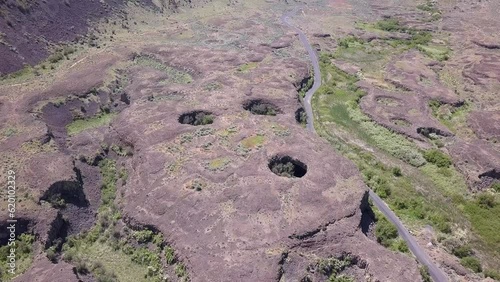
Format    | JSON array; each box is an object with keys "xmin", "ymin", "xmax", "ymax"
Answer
[
  {"xmin": 240, "ymin": 135, "xmax": 265, "ymax": 149},
  {"xmin": 372, "ymin": 209, "xmax": 409, "ymax": 253},
  {"xmin": 61, "ymin": 158, "xmax": 184, "ymax": 282},
  {"xmin": 207, "ymin": 157, "xmax": 231, "ymax": 171},
  {"xmin": 298, "ymin": 74, "xmax": 314, "ymax": 99},
  {"xmin": 335, "ymin": 36, "xmax": 386, "ymax": 63},
  {"xmin": 428, "ymin": 100, "xmax": 472, "ymax": 134},
  {"xmin": 315, "ymin": 55, "xmax": 426, "ymax": 167},
  {"xmin": 0, "ymin": 234, "xmax": 35, "ymax": 279},
  {"xmin": 237, "ymin": 62, "xmax": 258, "ymax": 73},
  {"xmin": 316, "ymin": 256, "xmax": 355, "ymax": 282},
  {"xmin": 66, "ymin": 113, "xmax": 117, "ymax": 136},
  {"xmin": 423, "ymin": 149, "xmax": 452, "ymax": 168},
  {"xmin": 460, "ymin": 256, "xmax": 482, "ymax": 273},
  {"xmin": 417, "ymin": 45, "xmax": 450, "ymax": 61},
  {"xmin": 134, "ymin": 54, "xmax": 193, "ymax": 84}
]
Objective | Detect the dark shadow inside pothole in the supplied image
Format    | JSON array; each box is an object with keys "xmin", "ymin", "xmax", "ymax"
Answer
[
  {"xmin": 40, "ymin": 181, "xmax": 89, "ymax": 208},
  {"xmin": 417, "ymin": 127, "xmax": 451, "ymax": 139},
  {"xmin": 391, "ymin": 118, "xmax": 412, "ymax": 128},
  {"xmin": 479, "ymin": 169, "xmax": 500, "ymax": 189},
  {"xmin": 243, "ymin": 99, "xmax": 281, "ymax": 116},
  {"xmin": 376, "ymin": 96, "xmax": 401, "ymax": 107},
  {"xmin": 295, "ymin": 107, "xmax": 307, "ymax": 124},
  {"xmin": 178, "ymin": 110, "xmax": 214, "ymax": 126},
  {"xmin": 269, "ymin": 155, "xmax": 307, "ymax": 178}
]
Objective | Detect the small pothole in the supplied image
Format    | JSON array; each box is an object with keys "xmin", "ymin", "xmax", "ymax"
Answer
[
  {"xmin": 295, "ymin": 107, "xmax": 307, "ymax": 124},
  {"xmin": 268, "ymin": 155, "xmax": 307, "ymax": 178},
  {"xmin": 178, "ymin": 110, "xmax": 214, "ymax": 126},
  {"xmin": 243, "ymin": 99, "xmax": 281, "ymax": 116}
]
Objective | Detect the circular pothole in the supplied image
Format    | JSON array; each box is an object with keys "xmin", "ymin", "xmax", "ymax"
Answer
[
  {"xmin": 178, "ymin": 110, "xmax": 214, "ymax": 126},
  {"xmin": 391, "ymin": 118, "xmax": 412, "ymax": 127},
  {"xmin": 268, "ymin": 155, "xmax": 307, "ymax": 178},
  {"xmin": 243, "ymin": 99, "xmax": 280, "ymax": 116},
  {"xmin": 295, "ymin": 107, "xmax": 307, "ymax": 124},
  {"xmin": 417, "ymin": 127, "xmax": 450, "ymax": 139},
  {"xmin": 376, "ymin": 96, "xmax": 401, "ymax": 107}
]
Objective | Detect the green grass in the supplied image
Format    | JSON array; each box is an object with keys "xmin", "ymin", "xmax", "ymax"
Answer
[
  {"xmin": 417, "ymin": 45, "xmax": 450, "ymax": 61},
  {"xmin": 462, "ymin": 195, "xmax": 500, "ymax": 256},
  {"xmin": 237, "ymin": 62, "xmax": 258, "ymax": 73},
  {"xmin": 66, "ymin": 113, "xmax": 116, "ymax": 136},
  {"xmin": 240, "ymin": 135, "xmax": 265, "ymax": 149},
  {"xmin": 207, "ymin": 157, "xmax": 230, "ymax": 171},
  {"xmin": 66, "ymin": 242, "xmax": 149, "ymax": 282},
  {"xmin": 428, "ymin": 100, "xmax": 472, "ymax": 134},
  {"xmin": 315, "ymin": 55, "xmax": 426, "ymax": 167}
]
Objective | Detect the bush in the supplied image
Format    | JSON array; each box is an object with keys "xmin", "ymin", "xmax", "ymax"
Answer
[
  {"xmin": 392, "ymin": 167, "xmax": 402, "ymax": 177},
  {"xmin": 165, "ymin": 246, "xmax": 176, "ymax": 265},
  {"xmin": 175, "ymin": 263, "xmax": 188, "ymax": 278},
  {"xmin": 376, "ymin": 18, "xmax": 403, "ymax": 32},
  {"xmin": 423, "ymin": 149, "xmax": 452, "ymax": 168},
  {"xmin": 477, "ymin": 193, "xmax": 496, "ymax": 209},
  {"xmin": 391, "ymin": 238, "xmax": 409, "ymax": 253},
  {"xmin": 491, "ymin": 182, "xmax": 500, "ymax": 192},
  {"xmin": 48, "ymin": 52, "xmax": 64, "ymax": 64},
  {"xmin": 485, "ymin": 269, "xmax": 500, "ymax": 280},
  {"xmin": 375, "ymin": 217, "xmax": 398, "ymax": 247},
  {"xmin": 46, "ymin": 247, "xmax": 57, "ymax": 262},
  {"xmin": 420, "ymin": 266, "xmax": 432, "ymax": 282},
  {"xmin": 460, "ymin": 256, "xmax": 482, "ymax": 273},
  {"xmin": 452, "ymin": 245, "xmax": 472, "ymax": 258},
  {"xmin": 132, "ymin": 230, "xmax": 154, "ymax": 244}
]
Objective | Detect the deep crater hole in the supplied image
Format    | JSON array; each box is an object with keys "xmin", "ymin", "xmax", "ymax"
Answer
[
  {"xmin": 268, "ymin": 155, "xmax": 307, "ymax": 178},
  {"xmin": 243, "ymin": 99, "xmax": 280, "ymax": 116},
  {"xmin": 178, "ymin": 110, "xmax": 214, "ymax": 126},
  {"xmin": 295, "ymin": 107, "xmax": 307, "ymax": 124}
]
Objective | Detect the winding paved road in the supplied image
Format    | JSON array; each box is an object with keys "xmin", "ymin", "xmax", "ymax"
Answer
[
  {"xmin": 281, "ymin": 6, "xmax": 320, "ymax": 133},
  {"xmin": 281, "ymin": 7, "xmax": 448, "ymax": 282}
]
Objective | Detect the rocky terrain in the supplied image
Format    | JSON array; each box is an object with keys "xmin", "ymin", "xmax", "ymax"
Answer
[{"xmin": 0, "ymin": 0, "xmax": 500, "ymax": 281}]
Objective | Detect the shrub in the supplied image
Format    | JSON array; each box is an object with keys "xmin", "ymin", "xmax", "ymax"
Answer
[
  {"xmin": 133, "ymin": 230, "xmax": 154, "ymax": 244},
  {"xmin": 391, "ymin": 238, "xmax": 409, "ymax": 253},
  {"xmin": 485, "ymin": 269, "xmax": 500, "ymax": 280},
  {"xmin": 376, "ymin": 18, "xmax": 403, "ymax": 32},
  {"xmin": 423, "ymin": 149, "xmax": 452, "ymax": 168},
  {"xmin": 452, "ymin": 245, "xmax": 472, "ymax": 258},
  {"xmin": 318, "ymin": 256, "xmax": 352, "ymax": 276},
  {"xmin": 375, "ymin": 217, "xmax": 398, "ymax": 247},
  {"xmin": 48, "ymin": 52, "xmax": 64, "ymax": 64},
  {"xmin": 46, "ymin": 247, "xmax": 57, "ymax": 262},
  {"xmin": 460, "ymin": 256, "xmax": 482, "ymax": 273},
  {"xmin": 477, "ymin": 193, "xmax": 496, "ymax": 209},
  {"xmin": 491, "ymin": 182, "xmax": 500, "ymax": 192},
  {"xmin": 392, "ymin": 167, "xmax": 402, "ymax": 177},
  {"xmin": 420, "ymin": 266, "xmax": 432, "ymax": 282},
  {"xmin": 165, "ymin": 246, "xmax": 176, "ymax": 265},
  {"xmin": 175, "ymin": 263, "xmax": 188, "ymax": 278}
]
